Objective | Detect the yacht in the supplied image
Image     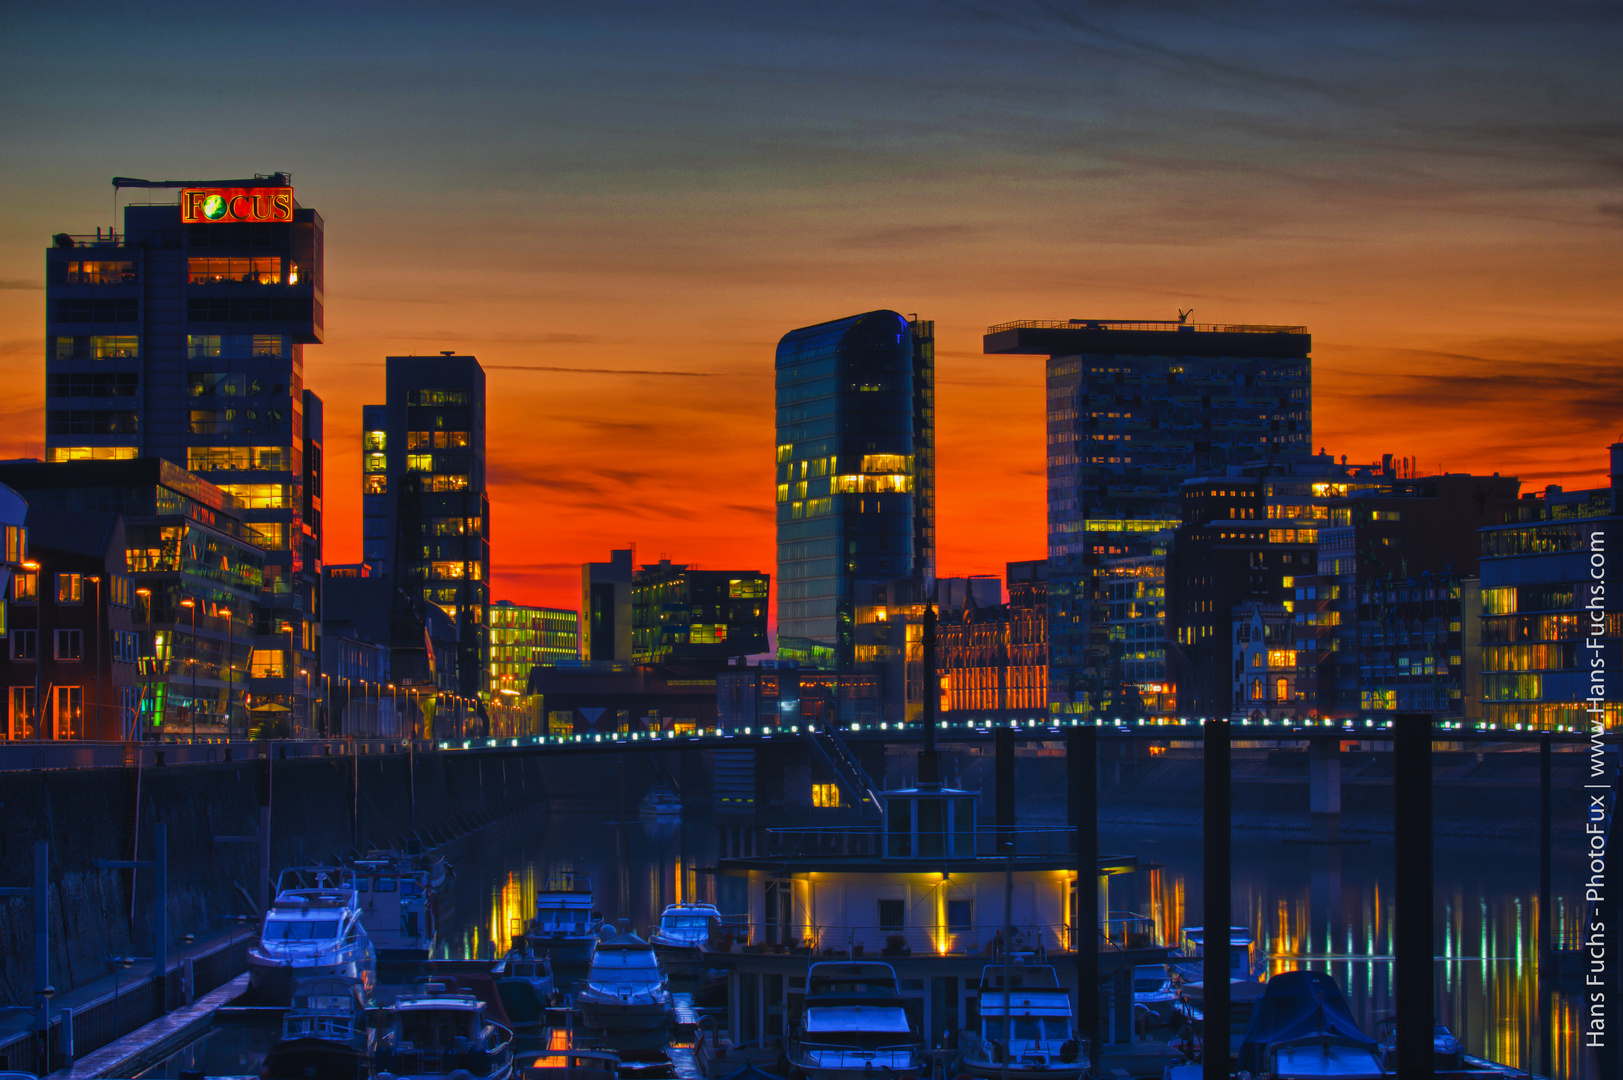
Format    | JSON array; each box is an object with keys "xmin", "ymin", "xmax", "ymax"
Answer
[
  {"xmin": 1236, "ymin": 969, "xmax": 1383, "ymax": 1080},
  {"xmin": 492, "ymin": 945, "xmax": 556, "ymax": 1037},
  {"xmin": 959, "ymin": 964, "xmax": 1088, "ymax": 1080},
  {"xmin": 492, "ymin": 945, "xmax": 556, "ymax": 1002},
  {"xmin": 352, "ymin": 852, "xmax": 438, "ymax": 960},
  {"xmin": 649, "ymin": 902, "xmax": 721, "ymax": 964},
  {"xmin": 249, "ymin": 868, "xmax": 377, "ymax": 1005},
  {"xmin": 576, "ymin": 927, "xmax": 674, "ymax": 1034},
  {"xmin": 261, "ymin": 975, "xmax": 371, "ymax": 1080},
  {"xmin": 787, "ymin": 962, "xmax": 924, "ymax": 1080},
  {"xmin": 372, "ymin": 982, "xmax": 515, "ymax": 1080},
  {"xmin": 527, "ymin": 869, "xmax": 601, "ymax": 965},
  {"xmin": 638, "ymin": 784, "xmax": 683, "ymax": 820}
]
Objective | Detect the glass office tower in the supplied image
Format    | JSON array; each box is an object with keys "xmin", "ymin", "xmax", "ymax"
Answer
[
  {"xmin": 44, "ymin": 174, "xmax": 325, "ymax": 726},
  {"xmin": 775, "ymin": 310, "xmax": 934, "ymax": 668},
  {"xmin": 984, "ymin": 318, "xmax": 1311, "ymax": 716},
  {"xmin": 361, "ymin": 355, "xmax": 490, "ymax": 696}
]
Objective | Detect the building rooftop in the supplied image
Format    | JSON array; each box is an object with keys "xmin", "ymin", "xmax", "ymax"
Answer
[{"xmin": 984, "ymin": 319, "xmax": 1310, "ymax": 358}]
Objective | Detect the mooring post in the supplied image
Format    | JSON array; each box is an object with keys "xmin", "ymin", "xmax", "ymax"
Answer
[
  {"xmin": 1202, "ymin": 717, "xmax": 1230, "ymax": 1080},
  {"xmin": 1539, "ymin": 731, "xmax": 1553, "ymax": 1080},
  {"xmin": 1068, "ymin": 727, "xmax": 1099, "ymax": 1062},
  {"xmin": 995, "ymin": 726, "xmax": 1015, "ymax": 847},
  {"xmin": 1394, "ymin": 713, "xmax": 1435, "ymax": 1080}
]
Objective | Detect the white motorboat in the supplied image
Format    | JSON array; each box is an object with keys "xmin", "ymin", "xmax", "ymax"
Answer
[
  {"xmin": 1131, "ymin": 964, "xmax": 1180, "ymax": 1024},
  {"xmin": 1172, "ymin": 925, "xmax": 1263, "ymax": 988},
  {"xmin": 576, "ymin": 927, "xmax": 674, "ymax": 1034},
  {"xmin": 249, "ymin": 867, "xmax": 377, "ymax": 1005},
  {"xmin": 649, "ymin": 902, "xmax": 720, "ymax": 963},
  {"xmin": 372, "ymin": 982, "xmax": 516, "ymax": 1080},
  {"xmin": 527, "ymin": 868, "xmax": 601, "ymax": 965},
  {"xmin": 638, "ymin": 784, "xmax": 683, "ymax": 819},
  {"xmin": 351, "ymin": 851, "xmax": 437, "ymax": 960},
  {"xmin": 788, "ymin": 962, "xmax": 923, "ymax": 1080},
  {"xmin": 959, "ymin": 964, "xmax": 1088, "ymax": 1080}
]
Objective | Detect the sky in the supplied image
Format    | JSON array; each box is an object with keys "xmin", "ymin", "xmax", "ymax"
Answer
[{"xmin": 1, "ymin": 0, "xmax": 1619, "ymax": 613}]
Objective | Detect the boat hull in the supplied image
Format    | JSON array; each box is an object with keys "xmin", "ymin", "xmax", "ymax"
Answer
[
  {"xmin": 790, "ymin": 1053, "xmax": 923, "ymax": 1080},
  {"xmin": 959, "ymin": 1060, "xmax": 1088, "ymax": 1080},
  {"xmin": 260, "ymin": 1037, "xmax": 369, "ymax": 1080},
  {"xmin": 249, "ymin": 959, "xmax": 372, "ymax": 1006},
  {"xmin": 577, "ymin": 996, "xmax": 673, "ymax": 1034}
]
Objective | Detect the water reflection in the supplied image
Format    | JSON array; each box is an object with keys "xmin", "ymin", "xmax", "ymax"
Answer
[{"xmin": 1111, "ymin": 824, "xmax": 1598, "ymax": 1080}]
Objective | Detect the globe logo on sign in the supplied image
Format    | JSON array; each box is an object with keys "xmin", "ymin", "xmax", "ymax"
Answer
[{"xmin": 201, "ymin": 194, "xmax": 227, "ymax": 220}]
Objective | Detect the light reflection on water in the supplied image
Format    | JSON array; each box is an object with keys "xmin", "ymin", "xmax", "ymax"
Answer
[{"xmin": 1110, "ymin": 824, "xmax": 1599, "ymax": 1080}]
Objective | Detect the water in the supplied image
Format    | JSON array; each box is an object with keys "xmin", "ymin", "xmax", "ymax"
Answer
[{"xmin": 137, "ymin": 809, "xmax": 1601, "ymax": 1079}]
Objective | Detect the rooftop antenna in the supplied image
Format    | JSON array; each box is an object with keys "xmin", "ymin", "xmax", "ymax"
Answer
[{"xmin": 1178, "ymin": 308, "xmax": 1194, "ymax": 324}]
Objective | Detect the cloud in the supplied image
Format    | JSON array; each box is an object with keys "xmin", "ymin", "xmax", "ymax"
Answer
[
  {"xmin": 483, "ymin": 365, "xmax": 715, "ymax": 376},
  {"xmin": 0, "ymin": 280, "xmax": 42, "ymax": 290}
]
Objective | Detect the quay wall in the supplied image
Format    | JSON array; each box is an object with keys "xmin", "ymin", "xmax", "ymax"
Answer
[{"xmin": 0, "ymin": 747, "xmax": 551, "ymax": 1006}]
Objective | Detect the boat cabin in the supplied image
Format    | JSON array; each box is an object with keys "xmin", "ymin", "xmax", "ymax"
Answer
[{"xmin": 707, "ymin": 783, "xmax": 1166, "ymax": 1051}]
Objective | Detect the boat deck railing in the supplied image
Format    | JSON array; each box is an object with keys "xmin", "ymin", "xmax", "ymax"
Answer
[
  {"xmin": 283, "ymin": 1011, "xmax": 361, "ymax": 1040},
  {"xmin": 795, "ymin": 1044, "xmax": 921, "ymax": 1069},
  {"xmin": 706, "ymin": 921, "xmax": 1077, "ymax": 958}
]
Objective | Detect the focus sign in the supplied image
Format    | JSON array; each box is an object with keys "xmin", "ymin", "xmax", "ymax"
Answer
[{"xmin": 180, "ymin": 187, "xmax": 294, "ymax": 224}]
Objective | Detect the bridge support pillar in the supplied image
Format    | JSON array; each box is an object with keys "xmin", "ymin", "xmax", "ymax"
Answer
[
  {"xmin": 1308, "ymin": 737, "xmax": 1342, "ymax": 842},
  {"xmin": 1393, "ymin": 713, "xmax": 1435, "ymax": 1080}
]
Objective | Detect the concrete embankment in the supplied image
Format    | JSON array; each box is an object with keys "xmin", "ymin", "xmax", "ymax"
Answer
[{"xmin": 0, "ymin": 746, "xmax": 552, "ymax": 1006}]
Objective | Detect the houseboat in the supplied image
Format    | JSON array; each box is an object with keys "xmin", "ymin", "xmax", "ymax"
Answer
[
  {"xmin": 351, "ymin": 851, "xmax": 438, "ymax": 960},
  {"xmin": 959, "ymin": 964, "xmax": 1088, "ymax": 1079},
  {"xmin": 250, "ymin": 867, "xmax": 377, "ymax": 1005},
  {"xmin": 576, "ymin": 927, "xmax": 675, "ymax": 1035},
  {"xmin": 527, "ymin": 868, "xmax": 601, "ymax": 965},
  {"xmin": 700, "ymin": 782, "xmax": 1165, "ymax": 1056},
  {"xmin": 788, "ymin": 961, "xmax": 923, "ymax": 1080},
  {"xmin": 371, "ymin": 982, "xmax": 516, "ymax": 1080}
]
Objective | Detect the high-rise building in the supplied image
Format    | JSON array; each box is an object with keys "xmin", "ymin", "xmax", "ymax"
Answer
[
  {"xmin": 630, "ymin": 560, "xmax": 769, "ymax": 665},
  {"xmin": 361, "ymin": 355, "xmax": 489, "ymax": 696},
  {"xmin": 582, "ymin": 548, "xmax": 634, "ymax": 664},
  {"xmin": 984, "ymin": 317, "xmax": 1311, "ymax": 716},
  {"xmin": 44, "ymin": 176, "xmax": 323, "ymax": 726},
  {"xmin": 775, "ymin": 311, "xmax": 934, "ymax": 669}
]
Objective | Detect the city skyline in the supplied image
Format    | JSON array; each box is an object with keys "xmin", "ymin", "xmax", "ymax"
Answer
[{"xmin": 1, "ymin": 2, "xmax": 1618, "ymax": 614}]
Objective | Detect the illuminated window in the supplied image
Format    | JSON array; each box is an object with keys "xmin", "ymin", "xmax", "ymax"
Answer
[
  {"xmin": 58, "ymin": 261, "xmax": 137, "ymax": 285},
  {"xmin": 811, "ymin": 783, "xmax": 841, "ymax": 808},
  {"xmin": 1482, "ymin": 588, "xmax": 1516, "ymax": 615},
  {"xmin": 690, "ymin": 624, "xmax": 727, "ymax": 644},
  {"xmin": 187, "ymin": 335, "xmax": 223, "ymax": 358},
  {"xmin": 776, "ymin": 484, "xmax": 789, "ymax": 503},
  {"xmin": 250, "ymin": 649, "xmax": 288, "ymax": 678},
  {"xmin": 363, "ymin": 430, "xmax": 386, "ymax": 452},
  {"xmin": 187, "ymin": 446, "xmax": 289, "ymax": 472},
  {"xmin": 13, "ymin": 572, "xmax": 37, "ymax": 602},
  {"xmin": 859, "ymin": 454, "xmax": 910, "ymax": 474},
  {"xmin": 1275, "ymin": 677, "xmax": 1288, "ymax": 701},
  {"xmin": 216, "ymin": 483, "xmax": 288, "ymax": 509},
  {"xmin": 188, "ymin": 372, "xmax": 245, "ymax": 397},
  {"xmin": 246, "ymin": 522, "xmax": 288, "ymax": 550},
  {"xmin": 56, "ymin": 573, "xmax": 82, "ymax": 603},
  {"xmin": 1250, "ymin": 677, "xmax": 1263, "ymax": 701},
  {"xmin": 1267, "ymin": 649, "xmax": 1296, "ymax": 669},
  {"xmin": 48, "ymin": 446, "xmax": 136, "ymax": 462},
  {"xmin": 92, "ymin": 335, "xmax": 139, "ymax": 359},
  {"xmin": 406, "ymin": 431, "xmax": 432, "ymax": 449},
  {"xmin": 406, "ymin": 454, "xmax": 433, "ymax": 472},
  {"xmin": 776, "ymin": 444, "xmax": 793, "ymax": 463},
  {"xmin": 426, "ymin": 475, "xmax": 469, "ymax": 492},
  {"xmin": 364, "ymin": 452, "xmax": 387, "ymax": 473},
  {"xmin": 407, "ymin": 389, "xmax": 468, "ymax": 406},
  {"xmin": 363, "ymin": 475, "xmax": 387, "ymax": 495},
  {"xmin": 187, "ymin": 256, "xmax": 283, "ymax": 285},
  {"xmin": 728, "ymin": 578, "xmax": 768, "ymax": 599}
]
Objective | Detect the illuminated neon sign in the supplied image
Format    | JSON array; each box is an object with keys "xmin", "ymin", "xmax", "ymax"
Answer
[{"xmin": 180, "ymin": 187, "xmax": 294, "ymax": 224}]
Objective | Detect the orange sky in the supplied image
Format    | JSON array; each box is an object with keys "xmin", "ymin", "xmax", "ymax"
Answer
[{"xmin": 1, "ymin": 3, "xmax": 1618, "ymax": 613}]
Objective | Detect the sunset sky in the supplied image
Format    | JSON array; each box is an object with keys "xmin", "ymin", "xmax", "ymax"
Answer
[{"xmin": 2, "ymin": 1, "xmax": 1619, "ymax": 613}]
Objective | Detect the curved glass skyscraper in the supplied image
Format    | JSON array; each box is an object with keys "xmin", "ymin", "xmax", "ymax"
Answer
[{"xmin": 775, "ymin": 310, "xmax": 934, "ymax": 668}]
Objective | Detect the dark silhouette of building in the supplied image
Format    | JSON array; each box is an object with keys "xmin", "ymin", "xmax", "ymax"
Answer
[
  {"xmin": 361, "ymin": 355, "xmax": 489, "ymax": 700},
  {"xmin": 984, "ymin": 317, "xmax": 1310, "ymax": 718},
  {"xmin": 44, "ymin": 173, "xmax": 325, "ymax": 729},
  {"xmin": 775, "ymin": 311, "xmax": 934, "ymax": 669},
  {"xmin": 582, "ymin": 548, "xmax": 634, "ymax": 663}
]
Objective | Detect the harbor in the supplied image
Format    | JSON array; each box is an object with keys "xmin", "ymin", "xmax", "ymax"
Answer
[{"xmin": 1, "ymin": 728, "xmax": 1609, "ymax": 1080}]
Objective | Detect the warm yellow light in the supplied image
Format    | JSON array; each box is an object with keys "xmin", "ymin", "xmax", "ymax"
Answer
[{"xmin": 180, "ymin": 599, "xmax": 194, "ymax": 608}]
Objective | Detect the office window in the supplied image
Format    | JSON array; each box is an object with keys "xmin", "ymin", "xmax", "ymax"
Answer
[
  {"xmin": 56, "ymin": 573, "xmax": 82, "ymax": 603},
  {"xmin": 12, "ymin": 630, "xmax": 37, "ymax": 660},
  {"xmin": 406, "ymin": 454, "xmax": 433, "ymax": 472},
  {"xmin": 90, "ymin": 336, "xmax": 139, "ymax": 359},
  {"xmin": 246, "ymin": 522, "xmax": 289, "ymax": 550},
  {"xmin": 54, "ymin": 629, "xmax": 83, "ymax": 660},
  {"xmin": 425, "ymin": 475, "xmax": 469, "ymax": 492},
  {"xmin": 250, "ymin": 649, "xmax": 287, "ymax": 678},
  {"xmin": 13, "ymin": 571, "xmax": 37, "ymax": 602},
  {"xmin": 216, "ymin": 483, "xmax": 289, "ymax": 509},
  {"xmin": 187, "ymin": 334, "xmax": 223, "ymax": 358},
  {"xmin": 187, "ymin": 256, "xmax": 283, "ymax": 285}
]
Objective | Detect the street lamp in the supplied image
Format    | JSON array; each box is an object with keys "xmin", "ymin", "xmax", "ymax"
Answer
[{"xmin": 180, "ymin": 599, "xmax": 197, "ymax": 742}]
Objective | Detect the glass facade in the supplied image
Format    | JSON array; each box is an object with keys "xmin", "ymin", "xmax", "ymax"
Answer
[
  {"xmin": 44, "ymin": 181, "xmax": 325, "ymax": 730},
  {"xmin": 987, "ymin": 320, "xmax": 1311, "ymax": 715},
  {"xmin": 774, "ymin": 311, "xmax": 933, "ymax": 669},
  {"xmin": 489, "ymin": 601, "xmax": 578, "ymax": 694},
  {"xmin": 631, "ymin": 562, "xmax": 769, "ymax": 664}
]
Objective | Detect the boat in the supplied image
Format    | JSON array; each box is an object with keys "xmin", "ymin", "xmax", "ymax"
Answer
[
  {"xmin": 1172, "ymin": 926, "xmax": 1262, "ymax": 987},
  {"xmin": 372, "ymin": 981, "xmax": 516, "ymax": 1080},
  {"xmin": 260, "ymin": 976, "xmax": 371, "ymax": 1080},
  {"xmin": 351, "ymin": 852, "xmax": 438, "ymax": 961},
  {"xmin": 515, "ymin": 1048, "xmax": 620, "ymax": 1080},
  {"xmin": 958, "ymin": 964, "xmax": 1088, "ymax": 1080},
  {"xmin": 1131, "ymin": 964, "xmax": 1180, "ymax": 1024},
  {"xmin": 1374, "ymin": 1018, "xmax": 1465, "ymax": 1072},
  {"xmin": 638, "ymin": 784, "xmax": 683, "ymax": 819},
  {"xmin": 787, "ymin": 961, "xmax": 924, "ymax": 1080},
  {"xmin": 249, "ymin": 867, "xmax": 377, "ymax": 1006},
  {"xmin": 649, "ymin": 902, "xmax": 720, "ymax": 964},
  {"xmin": 493, "ymin": 946, "xmax": 556, "ymax": 1003},
  {"xmin": 1236, "ymin": 970, "xmax": 1382, "ymax": 1080},
  {"xmin": 493, "ymin": 946, "xmax": 556, "ymax": 1038},
  {"xmin": 576, "ymin": 926, "xmax": 674, "ymax": 1034},
  {"xmin": 528, "ymin": 869, "xmax": 602, "ymax": 965}
]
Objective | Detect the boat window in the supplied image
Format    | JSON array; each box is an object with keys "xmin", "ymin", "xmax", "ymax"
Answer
[
  {"xmin": 355, "ymin": 879, "xmax": 370, "ymax": 892},
  {"xmin": 375, "ymin": 877, "xmax": 398, "ymax": 893},
  {"xmin": 262, "ymin": 919, "xmax": 341, "ymax": 941},
  {"xmin": 983, "ymin": 1018, "xmax": 1069, "ymax": 1042},
  {"xmin": 663, "ymin": 916, "xmax": 709, "ymax": 928},
  {"xmin": 400, "ymin": 879, "xmax": 421, "ymax": 897}
]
